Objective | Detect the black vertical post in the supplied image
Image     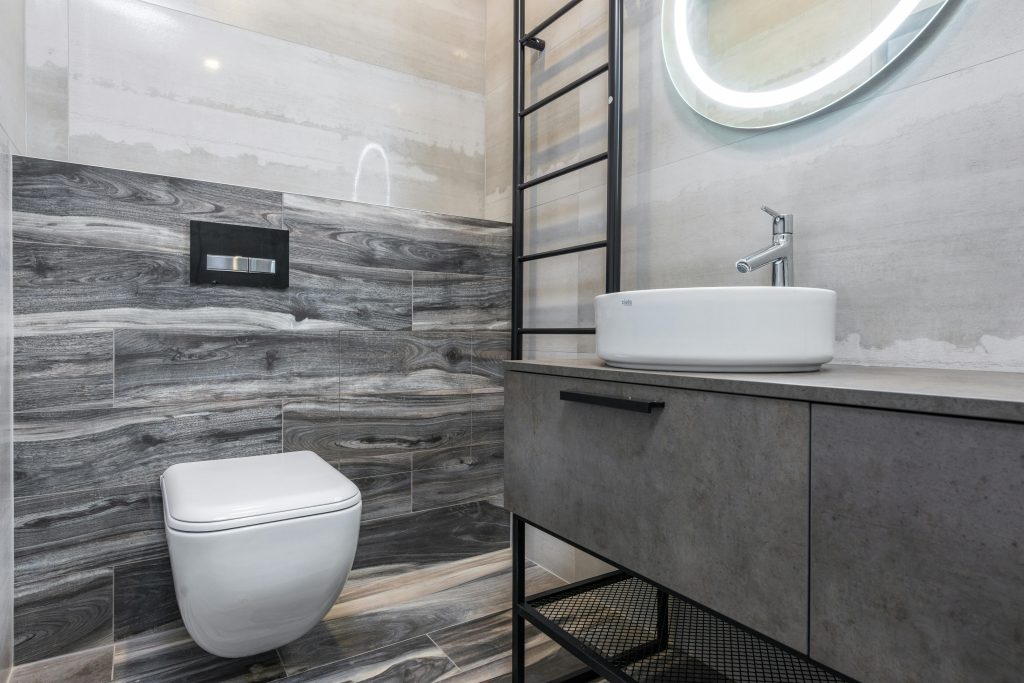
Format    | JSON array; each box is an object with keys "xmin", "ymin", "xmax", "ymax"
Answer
[
  {"xmin": 656, "ymin": 589, "xmax": 670, "ymax": 650},
  {"xmin": 512, "ymin": 0, "xmax": 526, "ymax": 360},
  {"xmin": 605, "ymin": 0, "xmax": 623, "ymax": 294},
  {"xmin": 512, "ymin": 515, "xmax": 527, "ymax": 682}
]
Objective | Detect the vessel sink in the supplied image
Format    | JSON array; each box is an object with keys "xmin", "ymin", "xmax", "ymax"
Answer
[{"xmin": 595, "ymin": 287, "xmax": 836, "ymax": 372}]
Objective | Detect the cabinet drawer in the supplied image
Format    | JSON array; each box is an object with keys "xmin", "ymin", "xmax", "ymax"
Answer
[
  {"xmin": 505, "ymin": 371, "xmax": 810, "ymax": 651},
  {"xmin": 810, "ymin": 405, "xmax": 1024, "ymax": 683}
]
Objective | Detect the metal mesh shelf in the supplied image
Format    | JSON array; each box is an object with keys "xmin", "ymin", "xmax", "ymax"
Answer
[{"xmin": 526, "ymin": 574, "xmax": 849, "ymax": 683}]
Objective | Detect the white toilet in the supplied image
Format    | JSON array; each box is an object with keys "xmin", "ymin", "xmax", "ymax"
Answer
[{"xmin": 161, "ymin": 450, "xmax": 362, "ymax": 657}]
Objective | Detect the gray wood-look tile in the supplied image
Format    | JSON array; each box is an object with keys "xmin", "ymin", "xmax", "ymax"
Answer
[
  {"xmin": 471, "ymin": 332, "xmax": 510, "ymax": 389},
  {"xmin": 113, "ymin": 556, "xmax": 181, "ymax": 641},
  {"xmin": 413, "ymin": 272, "xmax": 511, "ymax": 331},
  {"xmin": 429, "ymin": 609, "xmax": 588, "ymax": 683},
  {"xmin": 351, "ymin": 501, "xmax": 510, "ymax": 576},
  {"xmin": 111, "ymin": 627, "xmax": 284, "ymax": 683},
  {"xmin": 283, "ymin": 399, "xmax": 410, "ymax": 479},
  {"xmin": 337, "ymin": 332, "xmax": 498, "ymax": 395},
  {"xmin": 279, "ymin": 552, "xmax": 559, "ymax": 675},
  {"xmin": 12, "ymin": 157, "xmax": 283, "ymax": 253},
  {"xmin": 14, "ymin": 484, "xmax": 165, "ymax": 587},
  {"xmin": 14, "ymin": 401, "xmax": 281, "ymax": 498},
  {"xmin": 354, "ymin": 473, "xmax": 412, "ymax": 521},
  {"xmin": 14, "ymin": 243, "xmax": 412, "ymax": 333},
  {"xmin": 13, "ymin": 331, "xmax": 113, "ymax": 411},
  {"xmin": 283, "ymin": 635, "xmax": 455, "ymax": 682},
  {"xmin": 113, "ymin": 330, "xmax": 339, "ymax": 405},
  {"xmin": 283, "ymin": 192, "xmax": 510, "ymax": 277},
  {"xmin": 13, "ymin": 569, "xmax": 113, "ymax": 666},
  {"xmin": 412, "ymin": 464, "xmax": 505, "ymax": 512},
  {"xmin": 10, "ymin": 645, "xmax": 113, "ymax": 683}
]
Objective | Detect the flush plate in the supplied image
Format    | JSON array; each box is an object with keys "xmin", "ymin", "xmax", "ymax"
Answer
[{"xmin": 190, "ymin": 221, "xmax": 288, "ymax": 289}]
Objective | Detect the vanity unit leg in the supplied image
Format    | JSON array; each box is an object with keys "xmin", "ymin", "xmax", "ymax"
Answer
[{"xmin": 512, "ymin": 515, "xmax": 526, "ymax": 683}]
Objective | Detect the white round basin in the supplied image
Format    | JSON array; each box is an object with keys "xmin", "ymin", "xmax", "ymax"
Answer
[{"xmin": 595, "ymin": 287, "xmax": 837, "ymax": 372}]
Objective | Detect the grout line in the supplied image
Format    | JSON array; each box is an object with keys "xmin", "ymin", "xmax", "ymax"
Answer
[
  {"xmin": 426, "ymin": 634, "xmax": 463, "ymax": 674},
  {"xmin": 111, "ymin": 328, "xmax": 115, "ymax": 404}
]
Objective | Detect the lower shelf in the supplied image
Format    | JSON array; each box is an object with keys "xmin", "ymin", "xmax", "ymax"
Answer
[{"xmin": 522, "ymin": 572, "xmax": 850, "ymax": 683}]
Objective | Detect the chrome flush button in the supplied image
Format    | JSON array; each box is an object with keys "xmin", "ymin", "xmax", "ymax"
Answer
[{"xmin": 207, "ymin": 254, "xmax": 249, "ymax": 272}]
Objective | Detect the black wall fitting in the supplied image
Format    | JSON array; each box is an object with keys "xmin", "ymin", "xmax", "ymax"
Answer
[{"xmin": 511, "ymin": 0, "xmax": 624, "ymax": 360}]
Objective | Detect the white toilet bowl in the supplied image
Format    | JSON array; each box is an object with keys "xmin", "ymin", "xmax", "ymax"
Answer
[{"xmin": 161, "ymin": 450, "xmax": 362, "ymax": 658}]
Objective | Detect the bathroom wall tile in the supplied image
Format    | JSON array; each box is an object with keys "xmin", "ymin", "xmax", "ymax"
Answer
[
  {"xmin": 283, "ymin": 399, "xmax": 407, "ymax": 480},
  {"xmin": 13, "ymin": 157, "xmax": 283, "ymax": 252},
  {"xmin": 283, "ymin": 193, "xmax": 511, "ymax": 278},
  {"xmin": 413, "ymin": 273, "xmax": 512, "ymax": 331},
  {"xmin": 113, "ymin": 330, "xmax": 339, "ymax": 406},
  {"xmin": 335, "ymin": 332, "xmax": 497, "ymax": 396},
  {"xmin": 353, "ymin": 473, "xmax": 412, "ymax": 522},
  {"xmin": 14, "ymin": 485, "xmax": 165, "ymax": 588},
  {"xmin": 0, "ymin": 0, "xmax": 26, "ymax": 153},
  {"xmin": 13, "ymin": 332, "xmax": 113, "ymax": 412},
  {"xmin": 286, "ymin": 393, "xmax": 489, "ymax": 479},
  {"xmin": 143, "ymin": 0, "xmax": 486, "ymax": 94},
  {"xmin": 14, "ymin": 401, "xmax": 281, "ymax": 498},
  {"xmin": 412, "ymin": 464, "xmax": 505, "ymax": 512},
  {"xmin": 351, "ymin": 501, "xmax": 510, "ymax": 580},
  {"xmin": 282, "ymin": 635, "xmax": 454, "ymax": 682},
  {"xmin": 111, "ymin": 626, "xmax": 284, "ymax": 683},
  {"xmin": 471, "ymin": 332, "xmax": 511, "ymax": 389},
  {"xmin": 25, "ymin": 0, "xmax": 70, "ymax": 160},
  {"xmin": 67, "ymin": 0, "xmax": 485, "ymax": 218},
  {"xmin": 113, "ymin": 556, "xmax": 180, "ymax": 642},
  {"xmin": 471, "ymin": 391, "xmax": 504, "ymax": 467},
  {"xmin": 13, "ymin": 569, "xmax": 112, "ymax": 666},
  {"xmin": 10, "ymin": 644, "xmax": 112, "ymax": 683},
  {"xmin": 1, "ymin": 136, "xmax": 17, "ymax": 681},
  {"xmin": 13, "ymin": 243, "xmax": 412, "ymax": 334}
]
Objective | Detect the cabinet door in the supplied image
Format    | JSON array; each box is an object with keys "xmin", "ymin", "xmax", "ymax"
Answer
[
  {"xmin": 504, "ymin": 372, "xmax": 810, "ymax": 651},
  {"xmin": 810, "ymin": 405, "xmax": 1024, "ymax": 683}
]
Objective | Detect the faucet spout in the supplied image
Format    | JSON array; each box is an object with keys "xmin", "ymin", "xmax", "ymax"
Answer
[
  {"xmin": 735, "ymin": 206, "xmax": 795, "ymax": 286},
  {"xmin": 736, "ymin": 238, "xmax": 792, "ymax": 274}
]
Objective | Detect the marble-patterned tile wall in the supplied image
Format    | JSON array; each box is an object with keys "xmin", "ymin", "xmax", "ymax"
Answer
[
  {"xmin": 10, "ymin": 156, "xmax": 511, "ymax": 666},
  {"xmin": 25, "ymin": 0, "xmax": 487, "ymax": 218},
  {"xmin": 487, "ymin": 0, "xmax": 1024, "ymax": 371}
]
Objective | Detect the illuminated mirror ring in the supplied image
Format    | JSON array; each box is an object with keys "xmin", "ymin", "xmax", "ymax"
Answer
[{"xmin": 661, "ymin": 0, "xmax": 953, "ymax": 129}]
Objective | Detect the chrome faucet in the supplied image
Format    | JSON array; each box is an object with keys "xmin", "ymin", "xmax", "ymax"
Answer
[{"xmin": 735, "ymin": 205, "xmax": 794, "ymax": 287}]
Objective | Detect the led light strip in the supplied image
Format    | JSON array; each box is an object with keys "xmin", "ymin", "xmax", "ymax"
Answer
[{"xmin": 673, "ymin": 0, "xmax": 921, "ymax": 109}]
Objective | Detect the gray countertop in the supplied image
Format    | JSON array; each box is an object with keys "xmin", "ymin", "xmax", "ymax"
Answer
[{"xmin": 504, "ymin": 358, "xmax": 1024, "ymax": 423}]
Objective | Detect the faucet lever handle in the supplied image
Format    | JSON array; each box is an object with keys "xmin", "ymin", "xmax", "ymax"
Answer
[{"xmin": 761, "ymin": 205, "xmax": 783, "ymax": 219}]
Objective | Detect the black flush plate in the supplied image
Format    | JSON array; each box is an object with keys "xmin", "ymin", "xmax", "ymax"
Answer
[{"xmin": 189, "ymin": 221, "xmax": 289, "ymax": 289}]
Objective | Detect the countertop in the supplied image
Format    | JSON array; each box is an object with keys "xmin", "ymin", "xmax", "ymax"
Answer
[{"xmin": 503, "ymin": 358, "xmax": 1024, "ymax": 423}]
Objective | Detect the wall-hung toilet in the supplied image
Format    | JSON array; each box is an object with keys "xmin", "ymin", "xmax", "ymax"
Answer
[{"xmin": 161, "ymin": 450, "xmax": 362, "ymax": 657}]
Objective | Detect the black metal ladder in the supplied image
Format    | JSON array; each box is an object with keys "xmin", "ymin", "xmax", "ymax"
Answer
[{"xmin": 511, "ymin": 0, "xmax": 624, "ymax": 360}]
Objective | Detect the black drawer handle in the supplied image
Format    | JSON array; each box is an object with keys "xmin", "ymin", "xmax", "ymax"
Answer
[{"xmin": 559, "ymin": 391, "xmax": 665, "ymax": 413}]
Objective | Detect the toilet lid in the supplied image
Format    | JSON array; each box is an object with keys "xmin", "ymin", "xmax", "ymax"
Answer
[{"xmin": 161, "ymin": 451, "xmax": 362, "ymax": 532}]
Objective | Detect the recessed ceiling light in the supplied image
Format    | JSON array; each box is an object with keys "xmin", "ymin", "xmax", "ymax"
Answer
[{"xmin": 203, "ymin": 58, "xmax": 221, "ymax": 71}]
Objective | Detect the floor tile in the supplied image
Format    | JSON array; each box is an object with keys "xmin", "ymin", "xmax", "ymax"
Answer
[
  {"xmin": 10, "ymin": 644, "xmax": 113, "ymax": 683},
  {"xmin": 284, "ymin": 636, "xmax": 456, "ymax": 683},
  {"xmin": 111, "ymin": 627, "xmax": 285, "ymax": 683}
]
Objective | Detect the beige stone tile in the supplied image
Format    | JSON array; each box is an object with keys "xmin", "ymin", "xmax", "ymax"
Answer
[{"xmin": 25, "ymin": 0, "xmax": 69, "ymax": 160}]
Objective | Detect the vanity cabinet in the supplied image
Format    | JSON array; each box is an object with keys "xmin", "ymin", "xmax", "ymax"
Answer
[
  {"xmin": 505, "ymin": 360, "xmax": 1024, "ymax": 683},
  {"xmin": 504, "ymin": 371, "xmax": 811, "ymax": 651},
  {"xmin": 809, "ymin": 405, "xmax": 1024, "ymax": 683}
]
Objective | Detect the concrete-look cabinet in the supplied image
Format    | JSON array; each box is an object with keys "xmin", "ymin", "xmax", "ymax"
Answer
[
  {"xmin": 504, "ymin": 371, "xmax": 811, "ymax": 651},
  {"xmin": 810, "ymin": 405, "xmax": 1024, "ymax": 683},
  {"xmin": 505, "ymin": 360, "xmax": 1024, "ymax": 683}
]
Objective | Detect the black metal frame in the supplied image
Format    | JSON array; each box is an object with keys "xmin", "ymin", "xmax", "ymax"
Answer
[
  {"xmin": 511, "ymin": 0, "xmax": 624, "ymax": 361},
  {"xmin": 512, "ymin": 514, "xmax": 859, "ymax": 682}
]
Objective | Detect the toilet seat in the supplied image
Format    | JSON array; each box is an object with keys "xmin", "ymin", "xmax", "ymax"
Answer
[{"xmin": 162, "ymin": 450, "xmax": 361, "ymax": 532}]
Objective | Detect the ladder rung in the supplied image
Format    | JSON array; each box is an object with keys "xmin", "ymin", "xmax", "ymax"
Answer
[
  {"xmin": 521, "ymin": 0, "xmax": 585, "ymax": 43},
  {"xmin": 520, "ymin": 152, "xmax": 607, "ymax": 190},
  {"xmin": 520, "ymin": 64, "xmax": 609, "ymax": 118},
  {"xmin": 518, "ymin": 327, "xmax": 596, "ymax": 335},
  {"xmin": 520, "ymin": 240, "xmax": 607, "ymax": 263}
]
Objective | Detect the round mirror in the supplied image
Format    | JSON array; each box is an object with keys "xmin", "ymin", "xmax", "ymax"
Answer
[{"xmin": 661, "ymin": 0, "xmax": 951, "ymax": 129}]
